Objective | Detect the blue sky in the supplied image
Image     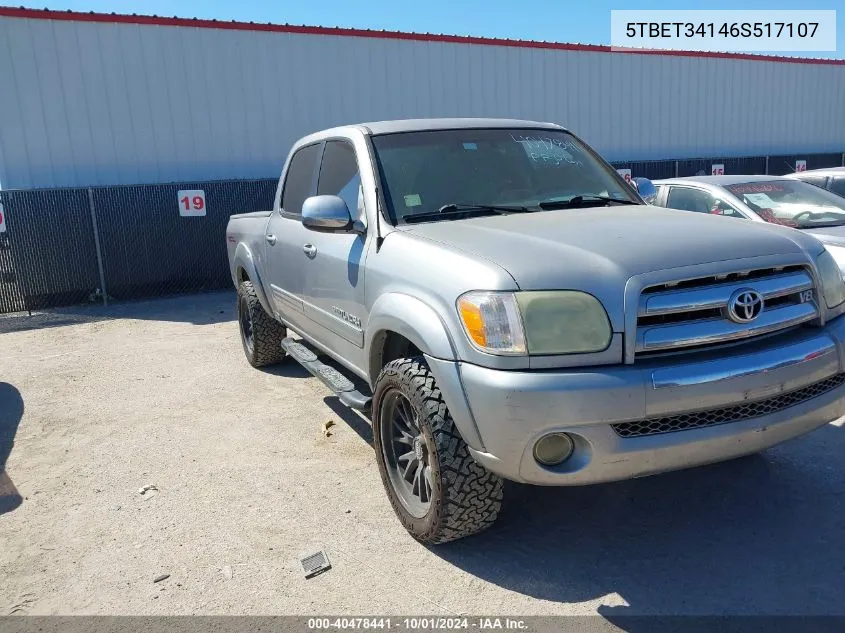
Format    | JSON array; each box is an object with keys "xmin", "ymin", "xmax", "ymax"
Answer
[{"xmin": 13, "ymin": 0, "xmax": 844, "ymax": 58}]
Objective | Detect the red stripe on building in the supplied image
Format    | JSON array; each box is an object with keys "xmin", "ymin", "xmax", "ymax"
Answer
[{"xmin": 1, "ymin": 6, "xmax": 844, "ymax": 66}]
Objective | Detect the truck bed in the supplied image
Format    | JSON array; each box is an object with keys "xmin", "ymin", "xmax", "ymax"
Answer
[{"xmin": 226, "ymin": 212, "xmax": 272, "ymax": 285}]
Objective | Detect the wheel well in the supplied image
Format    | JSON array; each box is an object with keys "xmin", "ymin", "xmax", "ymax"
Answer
[
  {"xmin": 237, "ymin": 267, "xmax": 250, "ymax": 284},
  {"xmin": 371, "ymin": 331, "xmax": 422, "ymax": 381}
]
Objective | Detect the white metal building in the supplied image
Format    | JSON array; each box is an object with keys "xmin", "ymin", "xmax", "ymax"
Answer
[{"xmin": 0, "ymin": 7, "xmax": 844, "ymax": 190}]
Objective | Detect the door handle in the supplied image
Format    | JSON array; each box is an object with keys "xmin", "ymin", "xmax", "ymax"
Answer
[
  {"xmin": 265, "ymin": 234, "xmax": 277, "ymax": 245},
  {"xmin": 302, "ymin": 243, "xmax": 317, "ymax": 258}
]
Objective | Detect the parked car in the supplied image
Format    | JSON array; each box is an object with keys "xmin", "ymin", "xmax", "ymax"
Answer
[
  {"xmin": 227, "ymin": 119, "xmax": 845, "ymax": 544},
  {"xmin": 784, "ymin": 166, "xmax": 845, "ymax": 200},
  {"xmin": 653, "ymin": 175, "xmax": 845, "ymax": 273}
]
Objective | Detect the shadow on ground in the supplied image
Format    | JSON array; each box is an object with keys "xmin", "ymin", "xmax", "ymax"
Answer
[
  {"xmin": 323, "ymin": 396, "xmax": 374, "ymax": 446},
  {"xmin": 0, "ymin": 291, "xmax": 236, "ymax": 334},
  {"xmin": 433, "ymin": 423, "xmax": 845, "ymax": 617},
  {"xmin": 0, "ymin": 382, "xmax": 24, "ymax": 514}
]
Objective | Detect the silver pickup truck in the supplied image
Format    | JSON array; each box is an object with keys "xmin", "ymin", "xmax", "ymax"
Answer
[{"xmin": 226, "ymin": 118, "xmax": 845, "ymax": 544}]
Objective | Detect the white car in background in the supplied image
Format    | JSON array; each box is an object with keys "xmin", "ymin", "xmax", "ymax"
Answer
[
  {"xmin": 785, "ymin": 167, "xmax": 845, "ymax": 200},
  {"xmin": 653, "ymin": 175, "xmax": 845, "ymax": 273}
]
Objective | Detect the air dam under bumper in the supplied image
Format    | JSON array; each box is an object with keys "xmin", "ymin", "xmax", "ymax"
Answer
[{"xmin": 453, "ymin": 317, "xmax": 845, "ymax": 485}]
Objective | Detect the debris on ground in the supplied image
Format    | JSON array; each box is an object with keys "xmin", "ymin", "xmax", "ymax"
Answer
[
  {"xmin": 221, "ymin": 565, "xmax": 233, "ymax": 580},
  {"xmin": 138, "ymin": 484, "xmax": 159, "ymax": 500},
  {"xmin": 321, "ymin": 420, "xmax": 335, "ymax": 438},
  {"xmin": 7, "ymin": 593, "xmax": 36, "ymax": 615},
  {"xmin": 153, "ymin": 574, "xmax": 170, "ymax": 583},
  {"xmin": 300, "ymin": 550, "xmax": 331, "ymax": 579}
]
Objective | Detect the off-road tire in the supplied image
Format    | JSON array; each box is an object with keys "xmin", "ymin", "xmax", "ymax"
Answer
[
  {"xmin": 372, "ymin": 357, "xmax": 503, "ymax": 544},
  {"xmin": 237, "ymin": 281, "xmax": 286, "ymax": 368}
]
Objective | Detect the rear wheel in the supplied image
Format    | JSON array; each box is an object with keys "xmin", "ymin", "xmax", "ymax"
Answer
[
  {"xmin": 237, "ymin": 281, "xmax": 286, "ymax": 367},
  {"xmin": 372, "ymin": 357, "xmax": 503, "ymax": 544}
]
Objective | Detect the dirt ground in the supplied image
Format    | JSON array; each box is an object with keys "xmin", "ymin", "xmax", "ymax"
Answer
[{"xmin": 2, "ymin": 291, "xmax": 845, "ymax": 618}]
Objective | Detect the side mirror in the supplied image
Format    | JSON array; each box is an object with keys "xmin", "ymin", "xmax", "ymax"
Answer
[
  {"xmin": 631, "ymin": 177, "xmax": 657, "ymax": 205},
  {"xmin": 302, "ymin": 195, "xmax": 353, "ymax": 233}
]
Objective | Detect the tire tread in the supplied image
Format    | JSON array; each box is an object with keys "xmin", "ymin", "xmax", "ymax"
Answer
[
  {"xmin": 238, "ymin": 281, "xmax": 286, "ymax": 367},
  {"xmin": 374, "ymin": 357, "xmax": 503, "ymax": 544}
]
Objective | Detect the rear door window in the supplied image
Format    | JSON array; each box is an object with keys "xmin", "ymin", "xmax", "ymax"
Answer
[{"xmin": 281, "ymin": 144, "xmax": 321, "ymax": 216}]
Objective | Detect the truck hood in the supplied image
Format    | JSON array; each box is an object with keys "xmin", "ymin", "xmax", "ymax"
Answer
[{"xmin": 401, "ymin": 205, "xmax": 823, "ymax": 331}]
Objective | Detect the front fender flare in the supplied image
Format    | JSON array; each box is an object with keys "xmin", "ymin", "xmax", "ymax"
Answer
[
  {"xmin": 366, "ymin": 293, "xmax": 486, "ymax": 450},
  {"xmin": 232, "ymin": 243, "xmax": 273, "ymax": 316},
  {"xmin": 365, "ymin": 293, "xmax": 457, "ymax": 376}
]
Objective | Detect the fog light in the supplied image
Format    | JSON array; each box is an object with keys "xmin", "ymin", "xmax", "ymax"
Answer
[{"xmin": 533, "ymin": 433, "xmax": 574, "ymax": 466}]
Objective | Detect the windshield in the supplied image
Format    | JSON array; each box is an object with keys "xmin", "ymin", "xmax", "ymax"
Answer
[
  {"xmin": 724, "ymin": 180, "xmax": 845, "ymax": 229},
  {"xmin": 370, "ymin": 128, "xmax": 640, "ymax": 223}
]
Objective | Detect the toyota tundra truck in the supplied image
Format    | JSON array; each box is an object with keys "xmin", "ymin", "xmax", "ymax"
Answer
[{"xmin": 226, "ymin": 118, "xmax": 845, "ymax": 544}]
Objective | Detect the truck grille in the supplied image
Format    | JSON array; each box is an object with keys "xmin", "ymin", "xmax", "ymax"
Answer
[
  {"xmin": 635, "ymin": 266, "xmax": 818, "ymax": 357},
  {"xmin": 612, "ymin": 373, "xmax": 845, "ymax": 438}
]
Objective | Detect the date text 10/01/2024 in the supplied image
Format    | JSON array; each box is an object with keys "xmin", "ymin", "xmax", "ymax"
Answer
[{"xmin": 307, "ymin": 618, "xmax": 528, "ymax": 630}]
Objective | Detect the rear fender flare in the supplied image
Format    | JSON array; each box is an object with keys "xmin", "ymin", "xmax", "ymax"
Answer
[{"xmin": 232, "ymin": 243, "xmax": 273, "ymax": 316}]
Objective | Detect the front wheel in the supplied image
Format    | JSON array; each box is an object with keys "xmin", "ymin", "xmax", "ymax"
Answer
[{"xmin": 372, "ymin": 357, "xmax": 503, "ymax": 544}]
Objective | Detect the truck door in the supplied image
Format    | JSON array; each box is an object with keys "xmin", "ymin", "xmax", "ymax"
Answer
[
  {"xmin": 263, "ymin": 142, "xmax": 322, "ymax": 332},
  {"xmin": 300, "ymin": 139, "xmax": 368, "ymax": 350}
]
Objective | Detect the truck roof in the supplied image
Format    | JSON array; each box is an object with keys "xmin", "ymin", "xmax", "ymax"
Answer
[
  {"xmin": 357, "ymin": 118, "xmax": 565, "ymax": 135},
  {"xmin": 297, "ymin": 118, "xmax": 566, "ymax": 144}
]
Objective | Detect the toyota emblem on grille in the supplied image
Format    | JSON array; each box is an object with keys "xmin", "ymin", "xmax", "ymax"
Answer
[{"xmin": 727, "ymin": 289, "xmax": 764, "ymax": 323}]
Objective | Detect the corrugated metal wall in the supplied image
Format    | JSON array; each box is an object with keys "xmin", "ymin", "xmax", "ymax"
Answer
[{"xmin": 1, "ymin": 12, "xmax": 844, "ymax": 190}]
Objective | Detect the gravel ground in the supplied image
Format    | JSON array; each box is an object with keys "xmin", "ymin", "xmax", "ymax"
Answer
[{"xmin": 2, "ymin": 291, "xmax": 845, "ymax": 618}]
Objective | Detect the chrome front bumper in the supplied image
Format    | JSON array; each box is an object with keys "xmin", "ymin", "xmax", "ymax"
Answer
[{"xmin": 428, "ymin": 316, "xmax": 845, "ymax": 485}]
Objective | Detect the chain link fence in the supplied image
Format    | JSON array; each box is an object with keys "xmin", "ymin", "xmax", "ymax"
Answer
[
  {"xmin": 611, "ymin": 151, "xmax": 844, "ymax": 180},
  {"xmin": 0, "ymin": 178, "xmax": 276, "ymax": 314},
  {"xmin": 1, "ymin": 150, "xmax": 844, "ymax": 315}
]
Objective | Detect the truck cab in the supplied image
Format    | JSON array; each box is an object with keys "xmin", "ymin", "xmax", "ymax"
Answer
[{"xmin": 227, "ymin": 119, "xmax": 845, "ymax": 544}]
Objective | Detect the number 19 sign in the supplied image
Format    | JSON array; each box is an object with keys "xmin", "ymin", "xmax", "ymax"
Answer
[{"xmin": 178, "ymin": 190, "xmax": 206, "ymax": 217}]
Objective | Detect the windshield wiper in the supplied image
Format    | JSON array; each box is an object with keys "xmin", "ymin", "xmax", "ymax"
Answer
[
  {"xmin": 404, "ymin": 203, "xmax": 530, "ymax": 224},
  {"xmin": 538, "ymin": 195, "xmax": 639, "ymax": 210}
]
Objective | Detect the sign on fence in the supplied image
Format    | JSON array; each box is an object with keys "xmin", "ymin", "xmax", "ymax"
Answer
[
  {"xmin": 617, "ymin": 168, "xmax": 632, "ymax": 184},
  {"xmin": 711, "ymin": 164, "xmax": 725, "ymax": 175},
  {"xmin": 178, "ymin": 190, "xmax": 206, "ymax": 217},
  {"xmin": 0, "ymin": 203, "xmax": 6, "ymax": 233},
  {"xmin": 796, "ymin": 160, "xmax": 807, "ymax": 172}
]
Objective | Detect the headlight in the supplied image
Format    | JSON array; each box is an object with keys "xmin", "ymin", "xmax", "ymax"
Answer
[
  {"xmin": 816, "ymin": 249, "xmax": 845, "ymax": 309},
  {"xmin": 456, "ymin": 292, "xmax": 526, "ymax": 355},
  {"xmin": 457, "ymin": 290, "xmax": 612, "ymax": 356}
]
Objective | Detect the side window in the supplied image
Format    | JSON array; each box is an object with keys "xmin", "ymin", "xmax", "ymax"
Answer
[
  {"xmin": 665, "ymin": 187, "xmax": 742, "ymax": 218},
  {"xmin": 829, "ymin": 177, "xmax": 845, "ymax": 198},
  {"xmin": 281, "ymin": 144, "xmax": 320, "ymax": 216},
  {"xmin": 798, "ymin": 175, "xmax": 827, "ymax": 188},
  {"xmin": 317, "ymin": 141, "xmax": 362, "ymax": 219},
  {"xmin": 666, "ymin": 187, "xmax": 716, "ymax": 213}
]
